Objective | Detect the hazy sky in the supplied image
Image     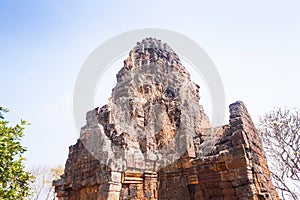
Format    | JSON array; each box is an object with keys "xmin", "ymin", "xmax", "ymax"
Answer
[{"xmin": 1, "ymin": 0, "xmax": 300, "ymax": 167}]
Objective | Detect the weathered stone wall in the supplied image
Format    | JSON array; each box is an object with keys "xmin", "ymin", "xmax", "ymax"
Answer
[
  {"xmin": 158, "ymin": 101, "xmax": 278, "ymax": 200},
  {"xmin": 54, "ymin": 38, "xmax": 279, "ymax": 200},
  {"xmin": 53, "ymin": 140, "xmax": 100, "ymax": 199}
]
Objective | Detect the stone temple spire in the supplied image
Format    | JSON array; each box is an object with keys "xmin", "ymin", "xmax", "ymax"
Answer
[
  {"xmin": 116, "ymin": 37, "xmax": 190, "ymax": 82},
  {"xmin": 53, "ymin": 38, "xmax": 279, "ymax": 200}
]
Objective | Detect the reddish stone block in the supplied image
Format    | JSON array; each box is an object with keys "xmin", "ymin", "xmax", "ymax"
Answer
[{"xmin": 216, "ymin": 162, "xmax": 227, "ymax": 170}]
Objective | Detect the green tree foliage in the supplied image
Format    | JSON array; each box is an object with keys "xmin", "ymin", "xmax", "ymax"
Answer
[{"xmin": 0, "ymin": 107, "xmax": 33, "ymax": 199}]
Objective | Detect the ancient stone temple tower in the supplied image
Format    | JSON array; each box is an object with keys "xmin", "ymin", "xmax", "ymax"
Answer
[{"xmin": 53, "ymin": 38, "xmax": 279, "ymax": 199}]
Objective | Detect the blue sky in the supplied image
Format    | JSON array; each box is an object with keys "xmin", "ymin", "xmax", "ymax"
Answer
[{"xmin": 1, "ymin": 0, "xmax": 300, "ymax": 167}]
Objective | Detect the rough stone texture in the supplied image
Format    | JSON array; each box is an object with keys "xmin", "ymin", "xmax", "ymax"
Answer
[{"xmin": 53, "ymin": 38, "xmax": 279, "ymax": 200}]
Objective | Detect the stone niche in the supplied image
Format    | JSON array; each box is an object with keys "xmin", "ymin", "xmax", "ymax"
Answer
[{"xmin": 53, "ymin": 38, "xmax": 279, "ymax": 200}]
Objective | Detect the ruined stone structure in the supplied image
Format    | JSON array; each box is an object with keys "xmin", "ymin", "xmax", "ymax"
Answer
[{"xmin": 54, "ymin": 38, "xmax": 279, "ymax": 199}]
